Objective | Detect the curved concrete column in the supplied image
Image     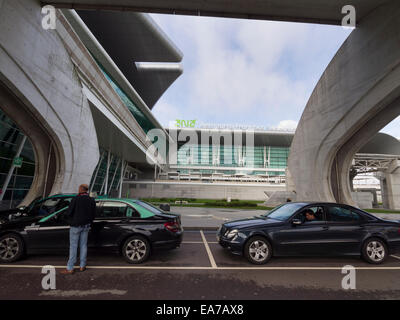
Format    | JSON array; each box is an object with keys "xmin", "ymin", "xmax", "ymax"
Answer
[
  {"xmin": 288, "ymin": 1, "xmax": 400, "ymax": 204},
  {"xmin": 0, "ymin": 0, "xmax": 99, "ymax": 203},
  {"xmin": 0, "ymin": 82, "xmax": 57, "ymax": 206}
]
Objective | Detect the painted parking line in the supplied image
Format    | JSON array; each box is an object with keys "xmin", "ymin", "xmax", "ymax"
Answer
[
  {"xmin": 391, "ymin": 255, "xmax": 400, "ymax": 260},
  {"xmin": 182, "ymin": 241, "xmax": 218, "ymax": 244},
  {"xmin": 200, "ymin": 230, "xmax": 217, "ymax": 268},
  {"xmin": 1, "ymin": 264, "xmax": 400, "ymax": 270}
]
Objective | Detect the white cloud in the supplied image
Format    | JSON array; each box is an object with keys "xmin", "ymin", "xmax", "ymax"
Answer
[
  {"xmin": 151, "ymin": 100, "xmax": 181, "ymax": 127},
  {"xmin": 150, "ymin": 14, "xmax": 351, "ymax": 129},
  {"xmin": 273, "ymin": 120, "xmax": 298, "ymax": 131}
]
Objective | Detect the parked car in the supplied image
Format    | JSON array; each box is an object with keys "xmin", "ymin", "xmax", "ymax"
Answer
[
  {"xmin": 0, "ymin": 194, "xmax": 183, "ymax": 264},
  {"xmin": 217, "ymin": 202, "xmax": 400, "ymax": 265}
]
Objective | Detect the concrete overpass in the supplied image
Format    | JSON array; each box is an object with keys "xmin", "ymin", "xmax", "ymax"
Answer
[{"xmin": 44, "ymin": 0, "xmax": 390, "ymax": 25}]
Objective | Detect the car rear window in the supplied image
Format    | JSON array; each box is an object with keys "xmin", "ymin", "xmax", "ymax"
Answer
[{"xmin": 327, "ymin": 206, "xmax": 361, "ymax": 222}]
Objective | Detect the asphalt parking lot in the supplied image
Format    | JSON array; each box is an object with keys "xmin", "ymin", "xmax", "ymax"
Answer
[{"xmin": 1, "ymin": 230, "xmax": 400, "ymax": 299}]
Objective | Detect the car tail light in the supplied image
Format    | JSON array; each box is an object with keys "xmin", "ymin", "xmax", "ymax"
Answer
[{"xmin": 164, "ymin": 221, "xmax": 180, "ymax": 233}]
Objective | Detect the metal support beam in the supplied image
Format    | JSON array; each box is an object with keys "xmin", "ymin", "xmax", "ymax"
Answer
[
  {"xmin": 100, "ymin": 151, "xmax": 113, "ymax": 195},
  {"xmin": 90, "ymin": 150, "xmax": 105, "ymax": 193},
  {"xmin": 108, "ymin": 158, "xmax": 121, "ymax": 195},
  {"xmin": 118, "ymin": 160, "xmax": 126, "ymax": 199},
  {"xmin": 104, "ymin": 151, "xmax": 114, "ymax": 195}
]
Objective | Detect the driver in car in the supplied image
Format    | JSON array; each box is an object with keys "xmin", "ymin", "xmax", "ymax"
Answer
[{"xmin": 304, "ymin": 209, "xmax": 317, "ymax": 222}]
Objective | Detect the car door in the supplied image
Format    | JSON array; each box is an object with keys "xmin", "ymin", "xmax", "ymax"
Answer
[
  {"xmin": 25, "ymin": 197, "xmax": 73, "ymax": 252},
  {"xmin": 323, "ymin": 205, "xmax": 366, "ymax": 254},
  {"xmin": 274, "ymin": 206, "xmax": 329, "ymax": 255},
  {"xmin": 90, "ymin": 200, "xmax": 134, "ymax": 249}
]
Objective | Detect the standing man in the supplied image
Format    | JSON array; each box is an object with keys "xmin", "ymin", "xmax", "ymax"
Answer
[{"xmin": 61, "ymin": 184, "xmax": 96, "ymax": 274}]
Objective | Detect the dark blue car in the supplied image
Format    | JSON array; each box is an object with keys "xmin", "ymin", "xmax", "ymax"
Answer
[{"xmin": 217, "ymin": 202, "xmax": 400, "ymax": 264}]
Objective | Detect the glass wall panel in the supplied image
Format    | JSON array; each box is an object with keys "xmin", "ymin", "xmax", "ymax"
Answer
[
  {"xmin": 175, "ymin": 141, "xmax": 290, "ymax": 177},
  {"xmin": 0, "ymin": 109, "xmax": 35, "ymax": 208},
  {"xmin": 94, "ymin": 59, "xmax": 156, "ymax": 134}
]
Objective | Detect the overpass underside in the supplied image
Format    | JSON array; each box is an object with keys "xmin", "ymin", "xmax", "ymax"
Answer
[{"xmin": 44, "ymin": 0, "xmax": 390, "ymax": 25}]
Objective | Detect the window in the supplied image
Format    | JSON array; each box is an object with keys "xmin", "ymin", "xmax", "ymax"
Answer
[
  {"xmin": 265, "ymin": 203, "xmax": 304, "ymax": 221},
  {"xmin": 296, "ymin": 206, "xmax": 325, "ymax": 223},
  {"xmin": 327, "ymin": 206, "xmax": 361, "ymax": 222},
  {"xmin": 135, "ymin": 201, "xmax": 161, "ymax": 215},
  {"xmin": 98, "ymin": 201, "xmax": 127, "ymax": 218},
  {"xmin": 30, "ymin": 197, "xmax": 72, "ymax": 217},
  {"xmin": 37, "ymin": 197, "xmax": 73, "ymax": 223},
  {"xmin": 0, "ymin": 109, "xmax": 36, "ymax": 207},
  {"xmin": 126, "ymin": 206, "xmax": 140, "ymax": 218}
]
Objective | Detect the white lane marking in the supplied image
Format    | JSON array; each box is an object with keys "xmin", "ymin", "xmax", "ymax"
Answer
[
  {"xmin": 182, "ymin": 241, "xmax": 203, "ymax": 244},
  {"xmin": 182, "ymin": 241, "xmax": 218, "ymax": 244},
  {"xmin": 1, "ymin": 265, "xmax": 400, "ymax": 270},
  {"xmin": 200, "ymin": 230, "xmax": 217, "ymax": 268},
  {"xmin": 40, "ymin": 289, "xmax": 127, "ymax": 297},
  {"xmin": 391, "ymin": 255, "xmax": 400, "ymax": 260},
  {"xmin": 186, "ymin": 215, "xmax": 213, "ymax": 218}
]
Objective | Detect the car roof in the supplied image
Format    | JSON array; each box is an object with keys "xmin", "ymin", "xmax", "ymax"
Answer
[
  {"xmin": 43, "ymin": 193, "xmax": 77, "ymax": 199},
  {"xmin": 284, "ymin": 201, "xmax": 354, "ymax": 206},
  {"xmin": 95, "ymin": 196, "xmax": 139, "ymax": 205}
]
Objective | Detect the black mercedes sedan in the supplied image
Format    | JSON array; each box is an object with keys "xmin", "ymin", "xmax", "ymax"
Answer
[
  {"xmin": 217, "ymin": 202, "xmax": 400, "ymax": 264},
  {"xmin": 0, "ymin": 195, "xmax": 183, "ymax": 264}
]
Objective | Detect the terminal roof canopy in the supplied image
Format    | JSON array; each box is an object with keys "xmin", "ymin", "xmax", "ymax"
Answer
[
  {"xmin": 77, "ymin": 10, "xmax": 183, "ymax": 109},
  {"xmin": 47, "ymin": 0, "xmax": 391, "ymax": 25},
  {"xmin": 77, "ymin": 10, "xmax": 182, "ymax": 63}
]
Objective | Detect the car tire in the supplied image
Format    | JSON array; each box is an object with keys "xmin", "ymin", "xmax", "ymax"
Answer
[
  {"xmin": 122, "ymin": 235, "xmax": 151, "ymax": 264},
  {"xmin": 362, "ymin": 237, "xmax": 388, "ymax": 264},
  {"xmin": 0, "ymin": 233, "xmax": 24, "ymax": 263},
  {"xmin": 244, "ymin": 236, "xmax": 272, "ymax": 265}
]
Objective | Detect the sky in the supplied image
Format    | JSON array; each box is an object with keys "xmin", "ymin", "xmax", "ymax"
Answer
[{"xmin": 150, "ymin": 14, "xmax": 400, "ymax": 139}]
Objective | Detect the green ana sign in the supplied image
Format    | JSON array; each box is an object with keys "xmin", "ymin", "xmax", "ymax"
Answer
[
  {"xmin": 13, "ymin": 157, "xmax": 23, "ymax": 168},
  {"xmin": 175, "ymin": 120, "xmax": 196, "ymax": 128}
]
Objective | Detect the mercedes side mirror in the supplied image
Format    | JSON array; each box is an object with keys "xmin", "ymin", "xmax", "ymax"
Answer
[{"xmin": 292, "ymin": 219, "xmax": 303, "ymax": 226}]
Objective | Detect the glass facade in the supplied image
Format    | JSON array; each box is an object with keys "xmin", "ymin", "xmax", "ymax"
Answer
[
  {"xmin": 95, "ymin": 60, "xmax": 156, "ymax": 134},
  {"xmin": 0, "ymin": 109, "xmax": 35, "ymax": 208},
  {"xmin": 89, "ymin": 148, "xmax": 124, "ymax": 195},
  {"xmin": 176, "ymin": 144, "xmax": 289, "ymax": 176}
]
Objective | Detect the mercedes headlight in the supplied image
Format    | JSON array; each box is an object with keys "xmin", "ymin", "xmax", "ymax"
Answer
[{"xmin": 225, "ymin": 229, "xmax": 239, "ymax": 239}]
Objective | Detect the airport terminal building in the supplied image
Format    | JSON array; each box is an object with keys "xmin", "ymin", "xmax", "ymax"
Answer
[
  {"xmin": 127, "ymin": 127, "xmax": 400, "ymax": 209},
  {"xmin": 1, "ymin": 0, "xmax": 400, "ymax": 210}
]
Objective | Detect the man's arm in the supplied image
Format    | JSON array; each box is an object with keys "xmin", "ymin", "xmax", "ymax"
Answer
[
  {"xmin": 90, "ymin": 199, "xmax": 97, "ymax": 222},
  {"xmin": 66, "ymin": 197, "xmax": 77, "ymax": 218}
]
